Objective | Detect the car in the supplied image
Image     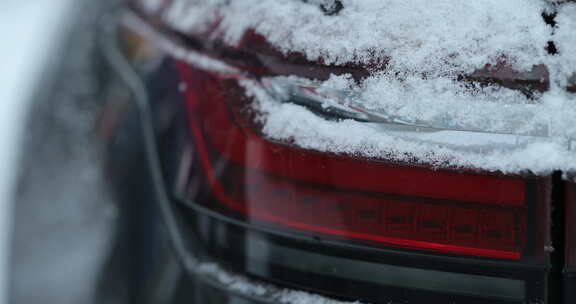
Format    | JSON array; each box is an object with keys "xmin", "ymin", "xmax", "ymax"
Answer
[{"xmin": 93, "ymin": 0, "xmax": 576, "ymax": 303}]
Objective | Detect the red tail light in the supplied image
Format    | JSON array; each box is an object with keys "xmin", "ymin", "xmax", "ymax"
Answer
[
  {"xmin": 176, "ymin": 62, "xmax": 550, "ymax": 261},
  {"xmin": 119, "ymin": 7, "xmax": 560, "ymax": 303}
]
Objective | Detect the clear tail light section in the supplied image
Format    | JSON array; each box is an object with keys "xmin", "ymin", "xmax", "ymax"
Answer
[{"xmin": 176, "ymin": 62, "xmax": 551, "ymax": 261}]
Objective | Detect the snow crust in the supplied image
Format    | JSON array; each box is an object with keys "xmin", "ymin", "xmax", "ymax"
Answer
[
  {"xmin": 160, "ymin": 0, "xmax": 552, "ymax": 69},
  {"xmin": 554, "ymin": 3, "xmax": 576, "ymax": 87},
  {"xmin": 138, "ymin": 0, "xmax": 576, "ymax": 174},
  {"xmin": 241, "ymin": 78, "xmax": 576, "ymax": 174}
]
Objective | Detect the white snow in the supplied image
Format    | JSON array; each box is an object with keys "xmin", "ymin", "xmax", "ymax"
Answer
[
  {"xmin": 554, "ymin": 2, "xmax": 576, "ymax": 88},
  {"xmin": 196, "ymin": 262, "xmax": 362, "ymax": 304},
  {"xmin": 158, "ymin": 0, "xmax": 553, "ymax": 69},
  {"xmin": 241, "ymin": 78, "xmax": 576, "ymax": 174},
  {"xmin": 135, "ymin": 0, "xmax": 576, "ymax": 174},
  {"xmin": 0, "ymin": 0, "xmax": 76, "ymax": 302}
]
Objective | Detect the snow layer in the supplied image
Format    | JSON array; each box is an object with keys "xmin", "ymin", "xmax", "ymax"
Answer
[
  {"xmin": 137, "ymin": 0, "xmax": 576, "ymax": 174},
  {"xmin": 159, "ymin": 0, "xmax": 553, "ymax": 70},
  {"xmin": 242, "ymin": 78, "xmax": 576, "ymax": 174},
  {"xmin": 196, "ymin": 263, "xmax": 362, "ymax": 304},
  {"xmin": 554, "ymin": 2, "xmax": 576, "ymax": 87}
]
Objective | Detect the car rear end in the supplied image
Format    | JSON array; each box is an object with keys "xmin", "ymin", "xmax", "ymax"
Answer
[{"xmin": 101, "ymin": 0, "xmax": 576, "ymax": 303}]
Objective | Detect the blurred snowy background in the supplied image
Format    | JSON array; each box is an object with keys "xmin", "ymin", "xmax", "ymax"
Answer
[{"xmin": 1, "ymin": 1, "xmax": 119, "ymax": 303}]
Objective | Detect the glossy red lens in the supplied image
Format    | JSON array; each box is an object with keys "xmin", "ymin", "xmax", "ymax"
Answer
[{"xmin": 177, "ymin": 62, "xmax": 534, "ymax": 260}]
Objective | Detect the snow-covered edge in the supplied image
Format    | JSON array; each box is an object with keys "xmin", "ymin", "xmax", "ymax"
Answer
[
  {"xmin": 239, "ymin": 77, "xmax": 576, "ymax": 174},
  {"xmin": 129, "ymin": 10, "xmax": 576, "ymax": 174},
  {"xmin": 132, "ymin": 0, "xmax": 576, "ymax": 174},
  {"xmin": 196, "ymin": 262, "xmax": 362, "ymax": 304}
]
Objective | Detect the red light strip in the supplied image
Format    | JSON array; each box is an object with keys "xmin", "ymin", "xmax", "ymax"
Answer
[
  {"xmin": 204, "ymin": 117, "xmax": 526, "ymax": 206},
  {"xmin": 177, "ymin": 62, "xmax": 521, "ymax": 260},
  {"xmin": 190, "ymin": 79, "xmax": 526, "ymax": 206}
]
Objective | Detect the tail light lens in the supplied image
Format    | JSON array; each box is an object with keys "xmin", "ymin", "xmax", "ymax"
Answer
[
  {"xmin": 175, "ymin": 62, "xmax": 551, "ymax": 261},
  {"xmin": 119, "ymin": 11, "xmax": 556, "ymax": 303}
]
